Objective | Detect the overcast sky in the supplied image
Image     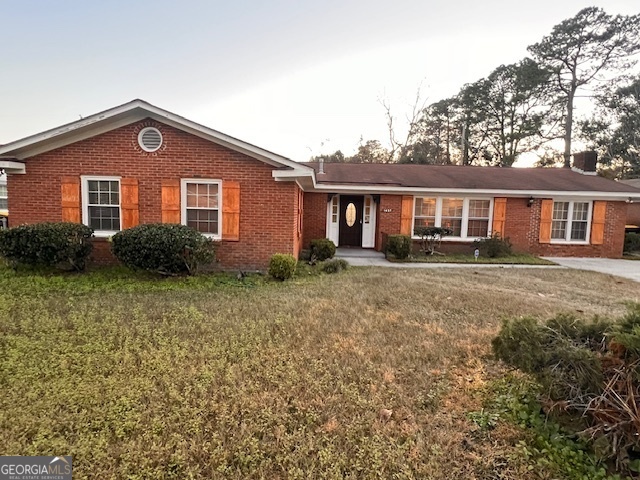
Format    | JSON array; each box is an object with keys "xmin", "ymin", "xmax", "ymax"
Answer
[{"xmin": 1, "ymin": 0, "xmax": 638, "ymax": 163}]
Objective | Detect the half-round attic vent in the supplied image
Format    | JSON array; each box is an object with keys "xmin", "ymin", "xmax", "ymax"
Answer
[{"xmin": 138, "ymin": 127, "xmax": 163, "ymax": 152}]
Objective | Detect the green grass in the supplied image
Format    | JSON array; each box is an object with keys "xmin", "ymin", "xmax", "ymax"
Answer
[
  {"xmin": 1, "ymin": 264, "xmax": 638, "ymax": 479},
  {"xmin": 390, "ymin": 253, "xmax": 556, "ymax": 265}
]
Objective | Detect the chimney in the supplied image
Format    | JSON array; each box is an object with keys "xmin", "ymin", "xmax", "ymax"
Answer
[
  {"xmin": 572, "ymin": 151, "xmax": 597, "ymax": 175},
  {"xmin": 318, "ymin": 158, "xmax": 325, "ymax": 175}
]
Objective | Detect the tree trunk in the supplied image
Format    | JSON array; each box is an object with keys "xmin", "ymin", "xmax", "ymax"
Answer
[{"xmin": 563, "ymin": 84, "xmax": 577, "ymax": 168}]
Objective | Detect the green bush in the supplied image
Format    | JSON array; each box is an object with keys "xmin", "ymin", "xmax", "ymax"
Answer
[
  {"xmin": 321, "ymin": 258, "xmax": 349, "ymax": 274},
  {"xmin": 386, "ymin": 234, "xmax": 411, "ymax": 259},
  {"xmin": 310, "ymin": 238, "xmax": 336, "ymax": 261},
  {"xmin": 624, "ymin": 233, "xmax": 640, "ymax": 253},
  {"xmin": 268, "ymin": 253, "xmax": 297, "ymax": 280},
  {"xmin": 492, "ymin": 305, "xmax": 640, "ymax": 473},
  {"xmin": 474, "ymin": 234, "xmax": 512, "ymax": 258},
  {"xmin": 111, "ymin": 224, "xmax": 216, "ymax": 275},
  {"xmin": 0, "ymin": 222, "xmax": 94, "ymax": 271}
]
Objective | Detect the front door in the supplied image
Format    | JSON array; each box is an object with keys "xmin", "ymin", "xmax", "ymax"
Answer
[{"xmin": 339, "ymin": 195, "xmax": 364, "ymax": 247}]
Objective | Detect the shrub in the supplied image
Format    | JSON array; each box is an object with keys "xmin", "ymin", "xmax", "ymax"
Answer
[
  {"xmin": 474, "ymin": 234, "xmax": 512, "ymax": 258},
  {"xmin": 268, "ymin": 253, "xmax": 297, "ymax": 280},
  {"xmin": 321, "ymin": 258, "xmax": 349, "ymax": 274},
  {"xmin": 386, "ymin": 234, "xmax": 411, "ymax": 259},
  {"xmin": 310, "ymin": 238, "xmax": 336, "ymax": 261},
  {"xmin": 111, "ymin": 224, "xmax": 216, "ymax": 275},
  {"xmin": 0, "ymin": 222, "xmax": 94, "ymax": 271},
  {"xmin": 492, "ymin": 305, "xmax": 640, "ymax": 472},
  {"xmin": 624, "ymin": 232, "xmax": 640, "ymax": 253},
  {"xmin": 414, "ymin": 226, "xmax": 452, "ymax": 255}
]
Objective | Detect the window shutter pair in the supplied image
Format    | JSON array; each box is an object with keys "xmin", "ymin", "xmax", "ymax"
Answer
[
  {"xmin": 60, "ymin": 176, "xmax": 139, "ymax": 229},
  {"xmin": 539, "ymin": 199, "xmax": 606, "ymax": 245},
  {"xmin": 160, "ymin": 179, "xmax": 240, "ymax": 241}
]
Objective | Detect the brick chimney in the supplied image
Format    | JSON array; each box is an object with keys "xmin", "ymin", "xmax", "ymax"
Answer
[{"xmin": 572, "ymin": 151, "xmax": 597, "ymax": 175}]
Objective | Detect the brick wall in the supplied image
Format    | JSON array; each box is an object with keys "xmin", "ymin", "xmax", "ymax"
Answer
[
  {"xmin": 302, "ymin": 192, "xmax": 327, "ymax": 248},
  {"xmin": 376, "ymin": 194, "xmax": 403, "ymax": 250},
  {"xmin": 627, "ymin": 203, "xmax": 640, "ymax": 228},
  {"xmin": 503, "ymin": 198, "xmax": 626, "ymax": 258},
  {"xmin": 7, "ymin": 120, "xmax": 299, "ymax": 270}
]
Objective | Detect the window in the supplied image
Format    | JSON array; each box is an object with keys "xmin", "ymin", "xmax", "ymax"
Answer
[
  {"xmin": 0, "ymin": 183, "xmax": 7, "ymax": 210},
  {"xmin": 551, "ymin": 200, "xmax": 591, "ymax": 242},
  {"xmin": 413, "ymin": 197, "xmax": 492, "ymax": 239},
  {"xmin": 83, "ymin": 177, "xmax": 121, "ymax": 233},
  {"xmin": 330, "ymin": 195, "xmax": 339, "ymax": 223},
  {"xmin": 441, "ymin": 198, "xmax": 463, "ymax": 236},
  {"xmin": 181, "ymin": 179, "xmax": 221, "ymax": 237},
  {"xmin": 364, "ymin": 196, "xmax": 372, "ymax": 224},
  {"xmin": 414, "ymin": 197, "xmax": 436, "ymax": 228},
  {"xmin": 467, "ymin": 199, "xmax": 490, "ymax": 237}
]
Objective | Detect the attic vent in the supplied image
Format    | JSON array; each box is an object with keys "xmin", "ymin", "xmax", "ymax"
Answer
[{"xmin": 138, "ymin": 127, "xmax": 163, "ymax": 152}]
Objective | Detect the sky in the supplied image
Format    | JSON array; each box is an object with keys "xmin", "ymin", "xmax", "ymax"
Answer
[{"xmin": 1, "ymin": 0, "xmax": 639, "ymax": 164}]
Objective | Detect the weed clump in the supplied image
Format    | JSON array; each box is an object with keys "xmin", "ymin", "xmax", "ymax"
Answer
[{"xmin": 321, "ymin": 258, "xmax": 349, "ymax": 274}]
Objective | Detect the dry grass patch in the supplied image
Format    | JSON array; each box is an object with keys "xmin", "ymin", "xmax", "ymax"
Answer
[{"xmin": 0, "ymin": 266, "xmax": 638, "ymax": 479}]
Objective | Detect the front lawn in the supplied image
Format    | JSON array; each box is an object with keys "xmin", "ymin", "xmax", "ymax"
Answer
[
  {"xmin": 0, "ymin": 265, "xmax": 637, "ymax": 478},
  {"xmin": 389, "ymin": 253, "xmax": 556, "ymax": 265}
]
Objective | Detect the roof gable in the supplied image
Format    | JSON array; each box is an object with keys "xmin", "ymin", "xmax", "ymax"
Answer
[{"xmin": 0, "ymin": 100, "xmax": 313, "ymax": 175}]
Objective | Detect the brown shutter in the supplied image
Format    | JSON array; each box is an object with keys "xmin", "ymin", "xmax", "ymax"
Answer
[
  {"xmin": 161, "ymin": 179, "xmax": 181, "ymax": 224},
  {"xmin": 61, "ymin": 176, "xmax": 81, "ymax": 223},
  {"xmin": 400, "ymin": 195, "xmax": 413, "ymax": 235},
  {"xmin": 539, "ymin": 199, "xmax": 553, "ymax": 243},
  {"xmin": 222, "ymin": 181, "xmax": 240, "ymax": 241},
  {"xmin": 120, "ymin": 178, "xmax": 139, "ymax": 230},
  {"xmin": 492, "ymin": 197, "xmax": 507, "ymax": 237},
  {"xmin": 590, "ymin": 201, "xmax": 607, "ymax": 245}
]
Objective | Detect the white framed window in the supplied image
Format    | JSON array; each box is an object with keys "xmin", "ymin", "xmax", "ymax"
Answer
[
  {"xmin": 414, "ymin": 197, "xmax": 436, "ymax": 228},
  {"xmin": 181, "ymin": 179, "xmax": 222, "ymax": 238},
  {"xmin": 412, "ymin": 197, "xmax": 493, "ymax": 240},
  {"xmin": 82, "ymin": 176, "xmax": 121, "ymax": 235},
  {"xmin": 551, "ymin": 200, "xmax": 591, "ymax": 243}
]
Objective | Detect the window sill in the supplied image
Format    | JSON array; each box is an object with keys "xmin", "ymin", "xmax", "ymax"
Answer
[
  {"xmin": 411, "ymin": 236, "xmax": 485, "ymax": 242},
  {"xmin": 93, "ymin": 231, "xmax": 119, "ymax": 239},
  {"xmin": 549, "ymin": 240, "xmax": 590, "ymax": 245}
]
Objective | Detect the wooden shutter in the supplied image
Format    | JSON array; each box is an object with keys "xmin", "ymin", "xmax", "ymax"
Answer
[
  {"xmin": 222, "ymin": 181, "xmax": 240, "ymax": 241},
  {"xmin": 492, "ymin": 197, "xmax": 507, "ymax": 237},
  {"xmin": 539, "ymin": 199, "xmax": 553, "ymax": 243},
  {"xmin": 61, "ymin": 176, "xmax": 80, "ymax": 223},
  {"xmin": 400, "ymin": 196, "xmax": 413, "ymax": 235},
  {"xmin": 590, "ymin": 201, "xmax": 607, "ymax": 245},
  {"xmin": 161, "ymin": 179, "xmax": 181, "ymax": 224},
  {"xmin": 120, "ymin": 178, "xmax": 139, "ymax": 229}
]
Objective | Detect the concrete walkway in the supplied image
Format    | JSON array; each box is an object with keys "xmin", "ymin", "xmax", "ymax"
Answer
[
  {"xmin": 335, "ymin": 248, "xmax": 563, "ymax": 269},
  {"xmin": 544, "ymin": 257, "xmax": 640, "ymax": 283}
]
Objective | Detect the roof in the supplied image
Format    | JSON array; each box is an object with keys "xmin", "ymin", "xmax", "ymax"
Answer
[
  {"xmin": 0, "ymin": 99, "xmax": 313, "ymax": 177},
  {"xmin": 302, "ymin": 162, "xmax": 640, "ymax": 197},
  {"xmin": 621, "ymin": 178, "xmax": 640, "ymax": 189}
]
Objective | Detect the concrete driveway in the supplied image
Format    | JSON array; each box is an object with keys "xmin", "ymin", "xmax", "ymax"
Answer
[{"xmin": 544, "ymin": 257, "xmax": 640, "ymax": 283}]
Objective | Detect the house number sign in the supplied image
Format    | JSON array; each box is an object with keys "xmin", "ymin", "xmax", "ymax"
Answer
[{"xmin": 382, "ymin": 208, "xmax": 393, "ymax": 213}]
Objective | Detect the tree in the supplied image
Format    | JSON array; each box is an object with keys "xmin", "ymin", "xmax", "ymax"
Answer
[
  {"xmin": 351, "ymin": 139, "xmax": 390, "ymax": 163},
  {"xmin": 580, "ymin": 75, "xmax": 640, "ymax": 178},
  {"xmin": 458, "ymin": 59, "xmax": 551, "ymax": 167},
  {"xmin": 309, "ymin": 150, "xmax": 347, "ymax": 163},
  {"xmin": 528, "ymin": 7, "xmax": 640, "ymax": 168},
  {"xmin": 400, "ymin": 98, "xmax": 459, "ymax": 164}
]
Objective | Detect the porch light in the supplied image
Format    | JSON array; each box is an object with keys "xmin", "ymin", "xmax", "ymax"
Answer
[{"xmin": 527, "ymin": 197, "xmax": 535, "ymax": 207}]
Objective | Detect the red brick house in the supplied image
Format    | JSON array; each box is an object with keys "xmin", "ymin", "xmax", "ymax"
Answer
[
  {"xmin": 1, "ymin": 100, "xmax": 639, "ymax": 268},
  {"xmin": 621, "ymin": 178, "xmax": 640, "ymax": 232}
]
